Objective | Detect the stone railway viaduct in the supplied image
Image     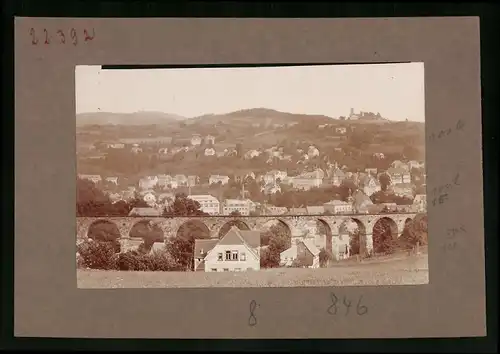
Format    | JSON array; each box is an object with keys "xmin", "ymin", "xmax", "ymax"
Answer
[{"xmin": 77, "ymin": 212, "xmax": 418, "ymax": 255}]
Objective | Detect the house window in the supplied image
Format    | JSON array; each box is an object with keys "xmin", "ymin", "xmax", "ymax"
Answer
[
  {"xmin": 217, "ymin": 253, "xmax": 223, "ymax": 261},
  {"xmin": 223, "ymin": 268, "xmax": 229, "ymax": 272},
  {"xmin": 231, "ymin": 251, "xmax": 238, "ymax": 260},
  {"xmin": 225, "ymin": 251, "xmax": 231, "ymax": 261},
  {"xmin": 240, "ymin": 252, "xmax": 246, "ymax": 261},
  {"xmin": 235, "ymin": 268, "xmax": 241, "ymax": 272},
  {"xmin": 211, "ymin": 268, "xmax": 217, "ymax": 272}
]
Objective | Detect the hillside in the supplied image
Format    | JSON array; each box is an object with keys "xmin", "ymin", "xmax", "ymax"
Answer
[
  {"xmin": 76, "ymin": 111, "xmax": 186, "ymax": 127},
  {"xmin": 185, "ymin": 108, "xmax": 336, "ymax": 127}
]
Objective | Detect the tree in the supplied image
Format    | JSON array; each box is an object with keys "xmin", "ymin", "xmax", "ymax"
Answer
[
  {"xmin": 236, "ymin": 143, "xmax": 243, "ymax": 157},
  {"xmin": 319, "ymin": 248, "xmax": 333, "ymax": 267},
  {"xmin": 163, "ymin": 193, "xmax": 209, "ymax": 217},
  {"xmin": 402, "ymin": 145, "xmax": 420, "ymax": 160},
  {"xmin": 372, "ymin": 219, "xmax": 396, "ymax": 254},
  {"xmin": 378, "ymin": 173, "xmax": 392, "ymax": 192},
  {"xmin": 400, "ymin": 214, "xmax": 428, "ymax": 247},
  {"xmin": 166, "ymin": 220, "xmax": 211, "ymax": 270},
  {"xmin": 260, "ymin": 224, "xmax": 291, "ymax": 268},
  {"xmin": 165, "ymin": 236, "xmax": 195, "ymax": 271},
  {"xmin": 230, "ymin": 210, "xmax": 242, "ymax": 216},
  {"xmin": 130, "ymin": 220, "xmax": 164, "ymax": 252}
]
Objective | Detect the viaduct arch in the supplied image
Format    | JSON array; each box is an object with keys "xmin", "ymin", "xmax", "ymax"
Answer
[{"xmin": 77, "ymin": 213, "xmax": 419, "ymax": 256}]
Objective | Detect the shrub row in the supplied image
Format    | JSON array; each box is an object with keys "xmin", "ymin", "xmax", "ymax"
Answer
[{"xmin": 77, "ymin": 240, "xmax": 183, "ymax": 271}]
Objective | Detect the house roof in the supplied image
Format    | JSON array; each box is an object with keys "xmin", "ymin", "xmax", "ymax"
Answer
[
  {"xmin": 306, "ymin": 206, "xmax": 325, "ymax": 215},
  {"xmin": 359, "ymin": 175, "xmax": 380, "ymax": 187},
  {"xmin": 239, "ymin": 230, "xmax": 261, "ymax": 249},
  {"xmin": 301, "ymin": 239, "xmax": 321, "ymax": 256},
  {"xmin": 280, "ymin": 244, "xmax": 297, "ymax": 257},
  {"xmin": 194, "ymin": 239, "xmax": 219, "ymax": 259},
  {"xmin": 393, "ymin": 183, "xmax": 414, "ymax": 189},
  {"xmin": 289, "ymin": 207, "xmax": 307, "ymax": 214},
  {"xmin": 367, "ymin": 204, "xmax": 386, "ymax": 213},
  {"xmin": 330, "ymin": 168, "xmax": 346, "ymax": 177},
  {"xmin": 352, "ymin": 190, "xmax": 373, "ymax": 210},
  {"xmin": 387, "ymin": 167, "xmax": 407, "ymax": 175},
  {"xmin": 324, "ymin": 200, "xmax": 348, "ymax": 206},
  {"xmin": 128, "ymin": 207, "xmax": 162, "ymax": 217},
  {"xmin": 414, "ymin": 194, "xmax": 426, "ymax": 201},
  {"xmin": 209, "ymin": 175, "xmax": 229, "ymax": 179},
  {"xmin": 195, "ymin": 259, "xmax": 206, "ymax": 271},
  {"xmin": 215, "ymin": 227, "xmax": 260, "ymax": 259}
]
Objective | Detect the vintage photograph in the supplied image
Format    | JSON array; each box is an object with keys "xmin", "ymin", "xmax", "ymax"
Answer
[{"xmin": 75, "ymin": 63, "xmax": 428, "ymax": 288}]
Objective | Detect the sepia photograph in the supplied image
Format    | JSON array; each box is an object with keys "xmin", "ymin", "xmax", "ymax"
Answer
[{"xmin": 75, "ymin": 63, "xmax": 428, "ymax": 288}]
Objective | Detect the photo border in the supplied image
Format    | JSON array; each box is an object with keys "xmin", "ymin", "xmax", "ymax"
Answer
[{"xmin": 12, "ymin": 16, "xmax": 486, "ymax": 340}]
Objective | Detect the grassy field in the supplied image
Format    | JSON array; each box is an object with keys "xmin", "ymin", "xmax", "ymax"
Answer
[{"xmin": 77, "ymin": 254, "xmax": 428, "ymax": 288}]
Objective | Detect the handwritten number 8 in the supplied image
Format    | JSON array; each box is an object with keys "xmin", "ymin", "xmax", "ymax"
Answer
[
  {"xmin": 70, "ymin": 28, "xmax": 78, "ymax": 46},
  {"xmin": 327, "ymin": 293, "xmax": 338, "ymax": 315}
]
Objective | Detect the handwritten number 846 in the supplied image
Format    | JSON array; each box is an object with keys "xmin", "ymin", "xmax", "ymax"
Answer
[{"xmin": 327, "ymin": 293, "xmax": 368, "ymax": 316}]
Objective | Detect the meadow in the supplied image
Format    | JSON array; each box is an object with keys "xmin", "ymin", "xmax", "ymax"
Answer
[{"xmin": 77, "ymin": 253, "xmax": 428, "ymax": 288}]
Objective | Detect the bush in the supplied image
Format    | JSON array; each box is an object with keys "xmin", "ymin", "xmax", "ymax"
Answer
[
  {"xmin": 319, "ymin": 248, "xmax": 334, "ymax": 267},
  {"xmin": 117, "ymin": 251, "xmax": 147, "ymax": 271},
  {"xmin": 77, "ymin": 240, "xmax": 119, "ymax": 270},
  {"xmin": 117, "ymin": 249, "xmax": 182, "ymax": 271}
]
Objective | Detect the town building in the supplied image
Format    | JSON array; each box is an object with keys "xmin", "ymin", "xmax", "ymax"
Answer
[
  {"xmin": 78, "ymin": 174, "xmax": 102, "ymax": 184},
  {"xmin": 191, "ymin": 134, "xmax": 202, "ymax": 146},
  {"xmin": 323, "ymin": 200, "xmax": 353, "ymax": 214},
  {"xmin": 195, "ymin": 226, "xmax": 261, "ymax": 272},
  {"xmin": 222, "ymin": 199, "xmax": 251, "ymax": 216},
  {"xmin": 209, "ymin": 175, "xmax": 230, "ymax": 185},
  {"xmin": 104, "ymin": 176, "xmax": 118, "ymax": 185},
  {"xmin": 204, "ymin": 147, "xmax": 216, "ymax": 156},
  {"xmin": 386, "ymin": 167, "xmax": 411, "ymax": 184},
  {"xmin": 390, "ymin": 183, "xmax": 414, "ymax": 198},
  {"xmin": 204, "ymin": 135, "xmax": 215, "ymax": 145},
  {"xmin": 412, "ymin": 194, "xmax": 427, "ymax": 212},
  {"xmin": 187, "ymin": 195, "xmax": 220, "ymax": 215},
  {"xmin": 139, "ymin": 176, "xmax": 158, "ymax": 190},
  {"xmin": 290, "ymin": 170, "xmax": 323, "ymax": 190},
  {"xmin": 359, "ymin": 175, "xmax": 381, "ymax": 197},
  {"xmin": 280, "ymin": 239, "xmax": 320, "ymax": 268}
]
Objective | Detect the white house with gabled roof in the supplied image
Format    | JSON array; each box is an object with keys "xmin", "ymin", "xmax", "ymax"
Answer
[{"xmin": 197, "ymin": 226, "xmax": 261, "ymax": 272}]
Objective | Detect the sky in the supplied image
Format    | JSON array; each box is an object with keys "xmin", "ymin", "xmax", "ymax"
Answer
[{"xmin": 75, "ymin": 62, "xmax": 425, "ymax": 122}]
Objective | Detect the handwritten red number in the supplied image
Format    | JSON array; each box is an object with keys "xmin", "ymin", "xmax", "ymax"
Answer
[
  {"xmin": 70, "ymin": 28, "xmax": 78, "ymax": 46},
  {"xmin": 57, "ymin": 30, "xmax": 66, "ymax": 44},
  {"xmin": 84, "ymin": 28, "xmax": 95, "ymax": 41},
  {"xmin": 29, "ymin": 28, "xmax": 38, "ymax": 45},
  {"xmin": 44, "ymin": 29, "xmax": 50, "ymax": 44}
]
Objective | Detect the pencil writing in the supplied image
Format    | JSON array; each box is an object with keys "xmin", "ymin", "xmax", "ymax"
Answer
[{"xmin": 29, "ymin": 28, "xmax": 95, "ymax": 46}]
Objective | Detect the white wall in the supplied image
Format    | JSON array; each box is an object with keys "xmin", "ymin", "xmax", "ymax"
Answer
[{"xmin": 205, "ymin": 243, "xmax": 259, "ymax": 272}]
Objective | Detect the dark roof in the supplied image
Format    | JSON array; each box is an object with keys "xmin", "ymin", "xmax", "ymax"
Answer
[
  {"xmin": 128, "ymin": 207, "xmax": 162, "ymax": 217},
  {"xmin": 194, "ymin": 239, "xmax": 219, "ymax": 259},
  {"xmin": 217, "ymin": 227, "xmax": 261, "ymax": 254},
  {"xmin": 306, "ymin": 206, "xmax": 325, "ymax": 215}
]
